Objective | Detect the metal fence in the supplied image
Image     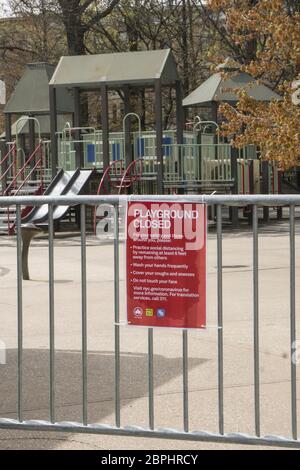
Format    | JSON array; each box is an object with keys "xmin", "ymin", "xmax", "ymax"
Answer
[{"xmin": 0, "ymin": 194, "xmax": 299, "ymax": 449}]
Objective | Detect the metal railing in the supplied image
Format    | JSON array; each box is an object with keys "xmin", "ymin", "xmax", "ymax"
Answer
[{"xmin": 0, "ymin": 194, "xmax": 299, "ymax": 448}]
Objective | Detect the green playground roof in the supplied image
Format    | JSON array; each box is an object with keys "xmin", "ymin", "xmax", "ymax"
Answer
[
  {"xmin": 49, "ymin": 49, "xmax": 179, "ymax": 89},
  {"xmin": 4, "ymin": 63, "xmax": 74, "ymax": 114},
  {"xmin": 183, "ymin": 69, "xmax": 281, "ymax": 107}
]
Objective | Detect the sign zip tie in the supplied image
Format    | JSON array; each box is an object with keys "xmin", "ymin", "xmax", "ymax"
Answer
[{"xmin": 201, "ymin": 324, "xmax": 223, "ymax": 329}]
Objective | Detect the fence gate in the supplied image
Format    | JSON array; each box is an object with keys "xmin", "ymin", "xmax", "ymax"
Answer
[{"xmin": 0, "ymin": 194, "xmax": 299, "ymax": 449}]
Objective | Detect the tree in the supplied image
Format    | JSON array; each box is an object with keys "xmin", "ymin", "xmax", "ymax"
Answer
[
  {"xmin": 205, "ymin": 0, "xmax": 300, "ymax": 169},
  {"xmin": 57, "ymin": 0, "xmax": 120, "ymax": 55},
  {"xmin": 86, "ymin": 1, "xmax": 218, "ymax": 128},
  {"xmin": 7, "ymin": 1, "xmax": 120, "ymax": 56},
  {"xmin": 0, "ymin": 1, "xmax": 66, "ymax": 113}
]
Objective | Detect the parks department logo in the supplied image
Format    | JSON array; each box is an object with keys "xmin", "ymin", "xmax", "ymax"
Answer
[
  {"xmin": 133, "ymin": 307, "xmax": 143, "ymax": 318},
  {"xmin": 156, "ymin": 308, "xmax": 166, "ymax": 318}
]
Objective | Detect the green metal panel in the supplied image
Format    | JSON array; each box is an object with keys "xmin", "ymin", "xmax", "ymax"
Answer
[
  {"xmin": 183, "ymin": 71, "xmax": 281, "ymax": 107},
  {"xmin": 5, "ymin": 63, "xmax": 74, "ymax": 115},
  {"xmin": 50, "ymin": 50, "xmax": 179, "ymax": 89}
]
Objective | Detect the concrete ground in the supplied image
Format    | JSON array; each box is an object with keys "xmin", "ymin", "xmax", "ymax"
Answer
[{"xmin": 0, "ymin": 207, "xmax": 300, "ymax": 450}]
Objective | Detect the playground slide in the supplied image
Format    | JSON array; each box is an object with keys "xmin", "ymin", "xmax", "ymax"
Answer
[{"xmin": 22, "ymin": 169, "xmax": 94, "ymax": 225}]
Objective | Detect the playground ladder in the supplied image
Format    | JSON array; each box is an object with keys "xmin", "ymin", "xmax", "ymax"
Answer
[{"xmin": 0, "ymin": 141, "xmax": 45, "ymax": 235}]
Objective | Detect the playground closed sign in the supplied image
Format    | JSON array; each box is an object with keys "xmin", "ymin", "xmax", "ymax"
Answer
[{"xmin": 126, "ymin": 201, "xmax": 206, "ymax": 329}]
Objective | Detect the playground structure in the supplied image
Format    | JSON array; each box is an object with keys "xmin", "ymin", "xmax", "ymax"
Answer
[{"xmin": 0, "ymin": 50, "xmax": 286, "ymax": 235}]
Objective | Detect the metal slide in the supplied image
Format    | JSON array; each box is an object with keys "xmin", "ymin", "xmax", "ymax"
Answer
[{"xmin": 22, "ymin": 169, "xmax": 94, "ymax": 225}]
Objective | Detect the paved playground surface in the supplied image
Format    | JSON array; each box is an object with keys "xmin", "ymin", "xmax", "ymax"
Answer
[{"xmin": 0, "ymin": 210, "xmax": 300, "ymax": 450}]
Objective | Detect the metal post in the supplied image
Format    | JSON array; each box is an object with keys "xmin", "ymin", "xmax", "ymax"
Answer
[
  {"xmin": 49, "ymin": 86, "xmax": 58, "ymax": 177},
  {"xmin": 16, "ymin": 205, "xmax": 23, "ymax": 422},
  {"xmin": 230, "ymin": 147, "xmax": 239, "ymax": 228},
  {"xmin": 74, "ymin": 87, "xmax": 82, "ymax": 168},
  {"xmin": 81, "ymin": 204, "xmax": 88, "ymax": 425},
  {"xmin": 247, "ymin": 160, "xmax": 254, "ymax": 225},
  {"xmin": 21, "ymin": 225, "xmax": 42, "ymax": 280},
  {"xmin": 48, "ymin": 204, "xmax": 55, "ymax": 423},
  {"xmin": 183, "ymin": 329, "xmax": 189, "ymax": 432},
  {"xmin": 211, "ymin": 102, "xmax": 218, "ymax": 125},
  {"xmin": 289, "ymin": 205, "xmax": 297, "ymax": 440},
  {"xmin": 124, "ymin": 85, "xmax": 132, "ymax": 168},
  {"xmin": 212, "ymin": 102, "xmax": 219, "ymax": 161},
  {"xmin": 29, "ymin": 117, "xmax": 35, "ymax": 156},
  {"xmin": 148, "ymin": 328, "xmax": 154, "ymax": 430},
  {"xmin": 217, "ymin": 204, "xmax": 224, "ymax": 435},
  {"xmin": 176, "ymin": 80, "xmax": 184, "ymax": 145},
  {"xmin": 0, "ymin": 139, "xmax": 7, "ymax": 192},
  {"xmin": 101, "ymin": 84, "xmax": 110, "ymax": 170},
  {"xmin": 114, "ymin": 204, "xmax": 121, "ymax": 427},
  {"xmin": 262, "ymin": 161, "xmax": 269, "ymax": 223},
  {"xmin": 253, "ymin": 204, "xmax": 260, "ymax": 437},
  {"xmin": 2, "ymin": 114, "xmax": 12, "ymax": 190},
  {"xmin": 28, "ymin": 117, "xmax": 36, "ymax": 173},
  {"xmin": 176, "ymin": 80, "xmax": 184, "ymax": 192},
  {"xmin": 5, "ymin": 113, "xmax": 12, "ymax": 145},
  {"xmin": 155, "ymin": 79, "xmax": 164, "ymax": 194}
]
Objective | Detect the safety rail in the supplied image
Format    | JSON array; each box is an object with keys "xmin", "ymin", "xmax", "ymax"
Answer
[
  {"xmin": 118, "ymin": 158, "xmax": 143, "ymax": 195},
  {"xmin": 3, "ymin": 141, "xmax": 43, "ymax": 196},
  {"xmin": 162, "ymin": 143, "xmax": 232, "ymax": 183},
  {"xmin": 12, "ymin": 157, "xmax": 44, "ymax": 197},
  {"xmin": 57, "ymin": 129, "xmax": 257, "ymax": 175},
  {"xmin": 0, "ymin": 143, "xmax": 16, "ymax": 166},
  {"xmin": 0, "ymin": 194, "xmax": 299, "ymax": 449},
  {"xmin": 0, "ymin": 144, "xmax": 17, "ymax": 193},
  {"xmin": 96, "ymin": 159, "xmax": 125, "ymax": 196}
]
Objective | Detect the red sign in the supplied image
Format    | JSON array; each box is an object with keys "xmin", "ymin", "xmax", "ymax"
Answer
[{"xmin": 126, "ymin": 201, "xmax": 206, "ymax": 329}]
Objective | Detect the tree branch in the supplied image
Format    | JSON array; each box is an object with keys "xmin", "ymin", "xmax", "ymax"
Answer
[{"xmin": 84, "ymin": 0, "xmax": 120, "ymax": 30}]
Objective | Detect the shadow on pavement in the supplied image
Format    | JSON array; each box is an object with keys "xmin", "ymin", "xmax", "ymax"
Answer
[{"xmin": 0, "ymin": 349, "xmax": 207, "ymax": 441}]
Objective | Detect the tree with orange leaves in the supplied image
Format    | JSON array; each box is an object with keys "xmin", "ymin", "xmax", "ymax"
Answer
[{"xmin": 205, "ymin": 0, "xmax": 300, "ymax": 169}]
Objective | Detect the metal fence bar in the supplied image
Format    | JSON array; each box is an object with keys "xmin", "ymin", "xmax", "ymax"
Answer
[
  {"xmin": 16, "ymin": 205, "xmax": 23, "ymax": 422},
  {"xmin": 217, "ymin": 204, "xmax": 224, "ymax": 435},
  {"xmin": 2, "ymin": 194, "xmax": 300, "ymax": 207},
  {"xmin": 48, "ymin": 204, "xmax": 55, "ymax": 423},
  {"xmin": 114, "ymin": 204, "xmax": 121, "ymax": 427},
  {"xmin": 253, "ymin": 204, "xmax": 260, "ymax": 437},
  {"xmin": 80, "ymin": 204, "xmax": 88, "ymax": 425},
  {"xmin": 148, "ymin": 328, "xmax": 154, "ymax": 430},
  {"xmin": 290, "ymin": 205, "xmax": 297, "ymax": 440},
  {"xmin": 1, "ymin": 418, "xmax": 300, "ymax": 448},
  {"xmin": 183, "ymin": 329, "xmax": 189, "ymax": 432}
]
